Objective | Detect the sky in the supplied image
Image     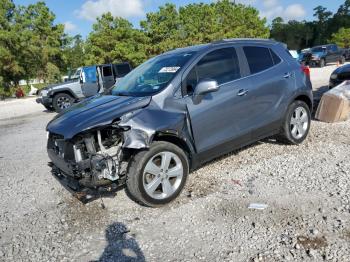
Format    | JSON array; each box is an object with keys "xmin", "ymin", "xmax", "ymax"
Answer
[{"xmin": 14, "ymin": 0, "xmax": 345, "ymax": 38}]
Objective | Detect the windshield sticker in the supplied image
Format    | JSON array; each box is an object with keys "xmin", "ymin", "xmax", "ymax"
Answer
[{"xmin": 159, "ymin": 67, "xmax": 180, "ymax": 73}]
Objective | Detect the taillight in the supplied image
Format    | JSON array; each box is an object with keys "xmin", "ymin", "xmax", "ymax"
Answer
[{"xmin": 301, "ymin": 65, "xmax": 310, "ymax": 77}]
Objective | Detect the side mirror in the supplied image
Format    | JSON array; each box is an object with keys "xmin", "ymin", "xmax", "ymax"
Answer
[{"xmin": 193, "ymin": 79, "xmax": 219, "ymax": 104}]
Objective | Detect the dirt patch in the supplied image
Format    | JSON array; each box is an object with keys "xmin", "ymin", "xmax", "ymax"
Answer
[
  {"xmin": 342, "ymin": 230, "xmax": 350, "ymax": 240},
  {"xmin": 297, "ymin": 235, "xmax": 328, "ymax": 250}
]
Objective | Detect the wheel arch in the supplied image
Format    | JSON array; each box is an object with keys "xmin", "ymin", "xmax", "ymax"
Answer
[
  {"xmin": 293, "ymin": 94, "xmax": 313, "ymax": 112},
  {"xmin": 152, "ymin": 132, "xmax": 193, "ymax": 167},
  {"xmin": 50, "ymin": 89, "xmax": 78, "ymax": 100}
]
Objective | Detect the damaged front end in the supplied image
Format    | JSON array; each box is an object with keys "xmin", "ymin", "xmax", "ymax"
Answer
[
  {"xmin": 46, "ymin": 94, "xmax": 196, "ymax": 203},
  {"xmin": 47, "ymin": 125, "xmax": 131, "ymax": 201}
]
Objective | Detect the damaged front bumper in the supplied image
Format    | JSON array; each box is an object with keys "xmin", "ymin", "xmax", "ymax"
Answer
[
  {"xmin": 47, "ymin": 127, "xmax": 129, "ymax": 201},
  {"xmin": 50, "ymin": 163, "xmax": 124, "ymax": 203}
]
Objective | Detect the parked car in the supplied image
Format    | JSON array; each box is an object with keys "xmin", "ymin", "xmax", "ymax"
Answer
[
  {"xmin": 329, "ymin": 63, "xmax": 350, "ymax": 88},
  {"xmin": 297, "ymin": 48, "xmax": 311, "ymax": 65},
  {"xmin": 46, "ymin": 39, "xmax": 313, "ymax": 207},
  {"xmin": 342, "ymin": 48, "xmax": 350, "ymax": 60},
  {"xmin": 289, "ymin": 50, "xmax": 299, "ymax": 60},
  {"xmin": 301, "ymin": 44, "xmax": 345, "ymax": 67},
  {"xmin": 36, "ymin": 63, "xmax": 132, "ymax": 112}
]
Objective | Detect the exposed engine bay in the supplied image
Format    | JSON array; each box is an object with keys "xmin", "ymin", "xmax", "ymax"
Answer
[{"xmin": 48, "ymin": 127, "xmax": 130, "ymax": 194}]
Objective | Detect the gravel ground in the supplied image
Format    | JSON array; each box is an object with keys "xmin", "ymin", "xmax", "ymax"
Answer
[{"xmin": 0, "ymin": 64, "xmax": 349, "ymax": 262}]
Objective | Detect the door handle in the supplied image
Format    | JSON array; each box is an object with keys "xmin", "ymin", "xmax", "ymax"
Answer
[
  {"xmin": 283, "ymin": 72, "xmax": 292, "ymax": 78},
  {"xmin": 237, "ymin": 89, "xmax": 248, "ymax": 96}
]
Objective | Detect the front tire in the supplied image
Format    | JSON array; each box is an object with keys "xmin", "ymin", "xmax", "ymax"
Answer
[
  {"xmin": 53, "ymin": 93, "xmax": 74, "ymax": 113},
  {"xmin": 278, "ymin": 101, "xmax": 311, "ymax": 145},
  {"xmin": 126, "ymin": 141, "xmax": 189, "ymax": 207}
]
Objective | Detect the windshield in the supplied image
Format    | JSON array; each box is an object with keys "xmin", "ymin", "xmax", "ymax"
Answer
[
  {"xmin": 69, "ymin": 68, "xmax": 81, "ymax": 80},
  {"xmin": 112, "ymin": 51, "xmax": 196, "ymax": 97},
  {"xmin": 312, "ymin": 47, "xmax": 326, "ymax": 53}
]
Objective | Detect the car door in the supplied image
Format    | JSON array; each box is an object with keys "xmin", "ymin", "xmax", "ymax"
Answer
[
  {"xmin": 81, "ymin": 66, "xmax": 99, "ymax": 97},
  {"xmin": 101, "ymin": 65, "xmax": 115, "ymax": 89},
  {"xmin": 184, "ymin": 47, "xmax": 253, "ymax": 155},
  {"xmin": 327, "ymin": 45, "xmax": 336, "ymax": 63},
  {"xmin": 241, "ymin": 45, "xmax": 295, "ymax": 138}
]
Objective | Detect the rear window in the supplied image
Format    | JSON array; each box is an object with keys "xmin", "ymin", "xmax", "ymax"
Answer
[
  {"xmin": 270, "ymin": 49, "xmax": 282, "ymax": 64},
  {"xmin": 243, "ymin": 46, "xmax": 274, "ymax": 74}
]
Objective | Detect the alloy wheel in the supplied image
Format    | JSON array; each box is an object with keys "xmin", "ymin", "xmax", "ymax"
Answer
[
  {"xmin": 57, "ymin": 96, "xmax": 71, "ymax": 109},
  {"xmin": 142, "ymin": 151, "xmax": 183, "ymax": 200},
  {"xmin": 290, "ymin": 106, "xmax": 309, "ymax": 139}
]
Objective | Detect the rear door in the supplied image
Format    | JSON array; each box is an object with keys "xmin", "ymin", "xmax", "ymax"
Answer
[
  {"xmin": 241, "ymin": 45, "xmax": 295, "ymax": 138},
  {"xmin": 184, "ymin": 47, "xmax": 253, "ymax": 154},
  {"xmin": 101, "ymin": 65, "xmax": 115, "ymax": 89},
  {"xmin": 81, "ymin": 66, "xmax": 99, "ymax": 97},
  {"xmin": 327, "ymin": 45, "xmax": 337, "ymax": 63}
]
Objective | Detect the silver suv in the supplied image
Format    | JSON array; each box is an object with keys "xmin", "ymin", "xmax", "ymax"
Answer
[
  {"xmin": 46, "ymin": 39, "xmax": 313, "ymax": 207},
  {"xmin": 36, "ymin": 63, "xmax": 131, "ymax": 112}
]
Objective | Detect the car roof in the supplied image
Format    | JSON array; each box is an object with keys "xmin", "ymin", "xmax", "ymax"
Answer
[
  {"xmin": 164, "ymin": 38, "xmax": 280, "ymax": 55},
  {"xmin": 312, "ymin": 44, "xmax": 334, "ymax": 48}
]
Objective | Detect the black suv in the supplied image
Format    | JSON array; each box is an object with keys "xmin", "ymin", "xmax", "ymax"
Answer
[
  {"xmin": 46, "ymin": 39, "xmax": 313, "ymax": 207},
  {"xmin": 303, "ymin": 44, "xmax": 345, "ymax": 67}
]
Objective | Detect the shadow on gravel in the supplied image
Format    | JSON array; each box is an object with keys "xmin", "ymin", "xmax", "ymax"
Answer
[{"xmin": 93, "ymin": 222, "xmax": 145, "ymax": 262}]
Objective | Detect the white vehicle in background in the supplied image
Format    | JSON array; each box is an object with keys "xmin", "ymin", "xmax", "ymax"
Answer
[
  {"xmin": 289, "ymin": 50, "xmax": 299, "ymax": 60},
  {"xmin": 36, "ymin": 63, "xmax": 132, "ymax": 112}
]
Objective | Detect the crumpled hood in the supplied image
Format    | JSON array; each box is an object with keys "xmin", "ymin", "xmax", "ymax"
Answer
[{"xmin": 46, "ymin": 94, "xmax": 152, "ymax": 139}]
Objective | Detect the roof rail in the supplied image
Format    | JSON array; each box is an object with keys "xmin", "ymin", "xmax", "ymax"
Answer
[{"xmin": 211, "ymin": 38, "xmax": 277, "ymax": 45}]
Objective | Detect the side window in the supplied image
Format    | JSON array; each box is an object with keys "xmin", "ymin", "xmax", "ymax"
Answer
[
  {"xmin": 102, "ymin": 66, "xmax": 112, "ymax": 77},
  {"xmin": 82, "ymin": 66, "xmax": 97, "ymax": 83},
  {"xmin": 243, "ymin": 46, "xmax": 274, "ymax": 74},
  {"xmin": 116, "ymin": 64, "xmax": 131, "ymax": 77},
  {"xmin": 184, "ymin": 47, "xmax": 240, "ymax": 95},
  {"xmin": 270, "ymin": 49, "xmax": 282, "ymax": 65}
]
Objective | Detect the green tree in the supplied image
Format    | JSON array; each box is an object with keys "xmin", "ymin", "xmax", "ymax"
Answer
[
  {"xmin": 271, "ymin": 18, "xmax": 315, "ymax": 50},
  {"xmin": 62, "ymin": 34, "xmax": 86, "ymax": 73},
  {"xmin": 14, "ymin": 2, "xmax": 64, "ymax": 83},
  {"xmin": 140, "ymin": 3, "xmax": 180, "ymax": 55},
  {"xmin": 327, "ymin": 0, "xmax": 350, "ymax": 41},
  {"xmin": 85, "ymin": 13, "xmax": 148, "ymax": 67},
  {"xmin": 0, "ymin": 0, "xmax": 23, "ymax": 88},
  {"xmin": 330, "ymin": 27, "xmax": 350, "ymax": 48},
  {"xmin": 140, "ymin": 0, "xmax": 269, "ymax": 56},
  {"xmin": 0, "ymin": 0, "xmax": 65, "ymax": 93},
  {"xmin": 313, "ymin": 6, "xmax": 333, "ymax": 45}
]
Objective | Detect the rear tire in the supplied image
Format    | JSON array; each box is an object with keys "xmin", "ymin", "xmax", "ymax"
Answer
[
  {"xmin": 53, "ymin": 93, "xmax": 74, "ymax": 113},
  {"xmin": 278, "ymin": 101, "xmax": 311, "ymax": 145},
  {"xmin": 126, "ymin": 141, "xmax": 189, "ymax": 207}
]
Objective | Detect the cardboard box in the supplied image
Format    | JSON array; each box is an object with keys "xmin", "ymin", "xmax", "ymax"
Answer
[{"xmin": 315, "ymin": 81, "xmax": 350, "ymax": 123}]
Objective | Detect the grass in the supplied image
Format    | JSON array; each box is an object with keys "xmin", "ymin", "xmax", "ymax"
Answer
[{"xmin": 1, "ymin": 82, "xmax": 49, "ymax": 99}]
